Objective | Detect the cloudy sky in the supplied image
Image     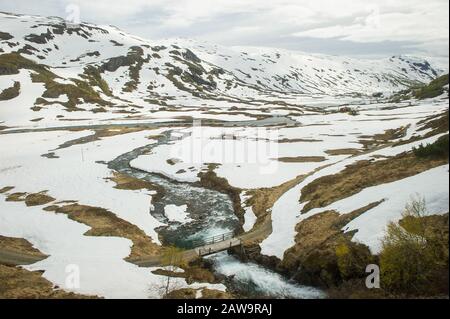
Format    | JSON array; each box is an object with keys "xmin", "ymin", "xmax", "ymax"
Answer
[{"xmin": 1, "ymin": 0, "xmax": 448, "ymax": 57}]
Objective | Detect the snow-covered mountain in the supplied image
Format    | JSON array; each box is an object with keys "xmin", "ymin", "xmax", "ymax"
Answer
[{"xmin": 0, "ymin": 11, "xmax": 446, "ymax": 112}]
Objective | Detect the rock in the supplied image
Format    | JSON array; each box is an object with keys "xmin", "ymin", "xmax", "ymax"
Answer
[
  {"xmin": 0, "ymin": 31, "xmax": 13, "ymax": 41},
  {"xmin": 183, "ymin": 49, "xmax": 201, "ymax": 63}
]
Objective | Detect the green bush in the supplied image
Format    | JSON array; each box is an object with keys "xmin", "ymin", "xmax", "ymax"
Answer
[
  {"xmin": 414, "ymin": 74, "xmax": 449, "ymax": 99},
  {"xmin": 335, "ymin": 241, "xmax": 374, "ymax": 281},
  {"xmin": 380, "ymin": 197, "xmax": 449, "ymax": 296},
  {"xmin": 413, "ymin": 134, "xmax": 449, "ymax": 159}
]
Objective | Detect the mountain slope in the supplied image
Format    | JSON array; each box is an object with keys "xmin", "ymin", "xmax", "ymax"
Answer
[{"xmin": 0, "ymin": 11, "xmax": 446, "ymax": 113}]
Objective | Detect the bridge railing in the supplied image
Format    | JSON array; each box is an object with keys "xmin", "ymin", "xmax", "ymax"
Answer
[
  {"xmin": 191, "ymin": 231, "xmax": 235, "ymax": 248},
  {"xmin": 197, "ymin": 238, "xmax": 242, "ymax": 256}
]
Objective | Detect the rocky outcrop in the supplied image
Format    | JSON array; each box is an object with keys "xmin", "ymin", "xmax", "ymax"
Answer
[
  {"xmin": 24, "ymin": 29, "xmax": 54, "ymax": 44},
  {"xmin": 0, "ymin": 31, "xmax": 13, "ymax": 41},
  {"xmin": 183, "ymin": 49, "xmax": 201, "ymax": 63}
]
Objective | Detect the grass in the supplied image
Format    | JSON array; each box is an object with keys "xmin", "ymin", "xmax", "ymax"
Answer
[
  {"xmin": 325, "ymin": 148, "xmax": 361, "ymax": 156},
  {"xmin": 0, "ymin": 235, "xmax": 46, "ymax": 257},
  {"xmin": 413, "ymin": 74, "xmax": 449, "ymax": 99},
  {"xmin": 0, "ymin": 264, "xmax": 99, "ymax": 298},
  {"xmin": 0, "ymin": 31, "xmax": 13, "ymax": 41},
  {"xmin": 107, "ymin": 172, "xmax": 165, "ymax": 202},
  {"xmin": 24, "ymin": 192, "xmax": 55, "ymax": 206},
  {"xmin": 81, "ymin": 66, "xmax": 112, "ymax": 96},
  {"xmin": 0, "ymin": 81, "xmax": 20, "ymax": 100},
  {"xmin": 413, "ymin": 134, "xmax": 449, "ymax": 159},
  {"xmin": 1, "ymin": 187, "xmax": 161, "ymax": 260},
  {"xmin": 277, "ymin": 156, "xmax": 326, "ymax": 163},
  {"xmin": 47, "ymin": 203, "xmax": 161, "ymax": 260},
  {"xmin": 280, "ymin": 202, "xmax": 381, "ymax": 288},
  {"xmin": 300, "ymin": 151, "xmax": 448, "ymax": 213},
  {"xmin": 417, "ymin": 110, "xmax": 449, "ymax": 136},
  {"xmin": 0, "ymin": 235, "xmax": 97, "ymax": 298},
  {"xmin": 0, "ymin": 52, "xmax": 110, "ymax": 109}
]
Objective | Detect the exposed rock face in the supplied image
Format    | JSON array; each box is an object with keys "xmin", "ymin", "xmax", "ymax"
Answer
[
  {"xmin": 183, "ymin": 49, "xmax": 201, "ymax": 63},
  {"xmin": 100, "ymin": 46, "xmax": 147, "ymax": 73},
  {"xmin": 0, "ymin": 81, "xmax": 20, "ymax": 100},
  {"xmin": 24, "ymin": 29, "xmax": 54, "ymax": 44},
  {"xmin": 0, "ymin": 31, "xmax": 13, "ymax": 41}
]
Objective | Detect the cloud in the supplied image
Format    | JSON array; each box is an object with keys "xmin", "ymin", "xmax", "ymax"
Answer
[{"xmin": 0, "ymin": 0, "xmax": 448, "ymax": 57}]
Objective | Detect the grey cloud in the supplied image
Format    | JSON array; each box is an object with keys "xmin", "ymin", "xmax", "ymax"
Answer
[{"xmin": 0, "ymin": 0, "xmax": 447, "ymax": 58}]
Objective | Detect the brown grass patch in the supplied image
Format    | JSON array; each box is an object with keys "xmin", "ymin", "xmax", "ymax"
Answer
[
  {"xmin": 277, "ymin": 156, "xmax": 326, "ymax": 163},
  {"xmin": 325, "ymin": 148, "xmax": 361, "ymax": 156},
  {"xmin": 417, "ymin": 110, "xmax": 449, "ymax": 136},
  {"xmin": 107, "ymin": 172, "xmax": 164, "ymax": 201},
  {"xmin": 240, "ymin": 174, "xmax": 312, "ymax": 245},
  {"xmin": 5, "ymin": 192, "xmax": 27, "ymax": 202},
  {"xmin": 0, "ymin": 236, "xmax": 98, "ymax": 298},
  {"xmin": 278, "ymin": 138, "xmax": 323, "ymax": 143},
  {"xmin": 0, "ymin": 186, "xmax": 14, "ymax": 194},
  {"xmin": 300, "ymin": 152, "xmax": 448, "ymax": 213},
  {"xmin": 164, "ymin": 287, "xmax": 232, "ymax": 299},
  {"xmin": 1, "ymin": 188, "xmax": 161, "ymax": 260},
  {"xmin": 0, "ymin": 236, "xmax": 45, "ymax": 258},
  {"xmin": 280, "ymin": 202, "xmax": 381, "ymax": 287},
  {"xmin": 0, "ymin": 264, "xmax": 99, "ymax": 299},
  {"xmin": 359, "ymin": 126, "xmax": 409, "ymax": 150},
  {"xmin": 46, "ymin": 203, "xmax": 161, "ymax": 260},
  {"xmin": 24, "ymin": 192, "xmax": 55, "ymax": 206}
]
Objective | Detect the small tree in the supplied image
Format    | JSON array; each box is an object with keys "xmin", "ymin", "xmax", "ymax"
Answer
[
  {"xmin": 380, "ymin": 196, "xmax": 449, "ymax": 296},
  {"xmin": 160, "ymin": 246, "xmax": 185, "ymax": 297}
]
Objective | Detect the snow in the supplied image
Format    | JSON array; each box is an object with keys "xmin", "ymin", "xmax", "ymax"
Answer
[
  {"xmin": 0, "ymin": 70, "xmax": 46, "ymax": 127},
  {"xmin": 0, "ymin": 11, "xmax": 448, "ymax": 298},
  {"xmin": 0, "ymin": 129, "xmax": 166, "ymax": 244},
  {"xmin": 0, "ymin": 11, "xmax": 444, "ymax": 129},
  {"xmin": 0, "ymin": 194, "xmax": 226, "ymax": 298},
  {"xmin": 240, "ymin": 193, "xmax": 257, "ymax": 232},
  {"xmin": 310, "ymin": 165, "xmax": 450, "ymax": 253},
  {"xmin": 164, "ymin": 204, "xmax": 192, "ymax": 224},
  {"xmin": 243, "ymin": 207, "xmax": 257, "ymax": 232},
  {"xmin": 261, "ymin": 100, "xmax": 449, "ymax": 258}
]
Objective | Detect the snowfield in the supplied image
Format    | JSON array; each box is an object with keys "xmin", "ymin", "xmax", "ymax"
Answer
[
  {"xmin": 0, "ymin": 11, "xmax": 449, "ymax": 299},
  {"xmin": 0, "ymin": 195, "xmax": 226, "ymax": 298},
  {"xmin": 0, "ymin": 129, "xmax": 166, "ymax": 243}
]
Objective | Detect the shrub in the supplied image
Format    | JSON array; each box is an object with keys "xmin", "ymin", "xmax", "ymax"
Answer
[
  {"xmin": 413, "ymin": 134, "xmax": 449, "ymax": 159},
  {"xmin": 414, "ymin": 74, "xmax": 449, "ymax": 99},
  {"xmin": 338, "ymin": 106, "xmax": 359, "ymax": 116},
  {"xmin": 335, "ymin": 241, "xmax": 374, "ymax": 281},
  {"xmin": 380, "ymin": 197, "xmax": 449, "ymax": 296}
]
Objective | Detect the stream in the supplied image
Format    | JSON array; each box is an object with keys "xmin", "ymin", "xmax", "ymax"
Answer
[{"xmin": 105, "ymin": 118, "xmax": 324, "ymax": 298}]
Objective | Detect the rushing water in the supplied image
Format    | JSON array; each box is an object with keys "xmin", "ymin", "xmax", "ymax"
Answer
[
  {"xmin": 106, "ymin": 121, "xmax": 323, "ymax": 298},
  {"xmin": 108, "ymin": 131, "xmax": 240, "ymax": 248},
  {"xmin": 207, "ymin": 252, "xmax": 324, "ymax": 299}
]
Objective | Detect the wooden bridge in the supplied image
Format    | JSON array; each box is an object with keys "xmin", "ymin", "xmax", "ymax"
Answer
[{"xmin": 192, "ymin": 231, "xmax": 242, "ymax": 257}]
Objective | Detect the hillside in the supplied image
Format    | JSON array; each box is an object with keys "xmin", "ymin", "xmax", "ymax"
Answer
[
  {"xmin": 0, "ymin": 11, "xmax": 448, "ymax": 299},
  {"xmin": 0, "ymin": 11, "xmax": 446, "ymax": 120}
]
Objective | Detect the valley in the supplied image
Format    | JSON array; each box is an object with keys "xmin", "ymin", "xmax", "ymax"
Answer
[{"xmin": 0, "ymin": 11, "xmax": 449, "ymax": 299}]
